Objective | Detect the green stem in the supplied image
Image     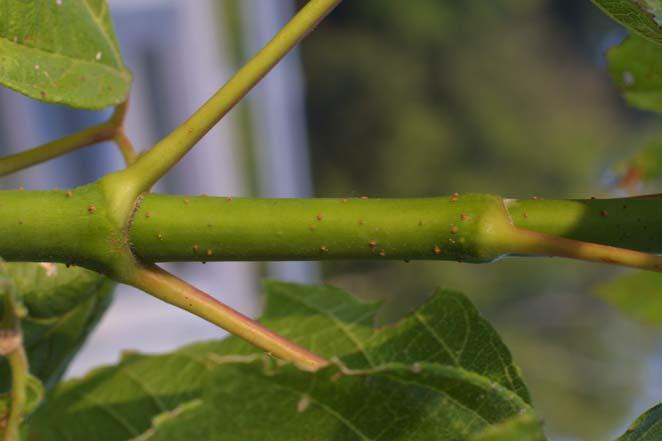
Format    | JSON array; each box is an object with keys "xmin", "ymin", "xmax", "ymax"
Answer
[
  {"xmin": 0, "ymin": 123, "xmax": 116, "ymax": 177},
  {"xmin": 0, "ymin": 185, "xmax": 131, "ymax": 274},
  {"xmin": 114, "ymin": 0, "xmax": 340, "ymax": 194},
  {"xmin": 113, "ymin": 130, "xmax": 137, "ymax": 165},
  {"xmin": 0, "ymin": 101, "xmax": 129, "ymax": 177},
  {"xmin": 131, "ymin": 193, "xmax": 511, "ymax": 263},
  {"xmin": 2, "ymin": 188, "xmax": 662, "ymax": 368},
  {"xmin": 129, "ymin": 193, "xmax": 662, "ymax": 267},
  {"xmin": 3, "ymin": 346, "xmax": 27, "ymax": 441},
  {"xmin": 505, "ymin": 227, "xmax": 662, "ymax": 271},
  {"xmin": 2, "ymin": 190, "xmax": 662, "ymax": 269},
  {"xmin": 0, "ymin": 274, "xmax": 27, "ymax": 441},
  {"xmin": 130, "ymin": 264, "xmax": 328, "ymax": 370},
  {"xmin": 505, "ymin": 196, "xmax": 662, "ymax": 252}
]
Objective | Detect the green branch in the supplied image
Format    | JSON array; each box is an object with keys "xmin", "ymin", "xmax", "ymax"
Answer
[
  {"xmin": 113, "ymin": 129, "xmax": 136, "ymax": 165},
  {"xmin": 0, "ymin": 271, "xmax": 28, "ymax": 441},
  {"xmin": 110, "ymin": 0, "xmax": 340, "ymax": 195},
  {"xmin": 0, "ymin": 190, "xmax": 661, "ymax": 269},
  {"xmin": 2, "ymin": 346, "xmax": 27, "ymax": 441},
  {"xmin": 129, "ymin": 193, "xmax": 662, "ymax": 268},
  {"xmin": 2, "ymin": 187, "xmax": 662, "ymax": 367},
  {"xmin": 0, "ymin": 0, "xmax": 343, "ymax": 369},
  {"xmin": 131, "ymin": 263, "xmax": 328, "ymax": 370},
  {"xmin": 131, "ymin": 193, "xmax": 512, "ymax": 263},
  {"xmin": 0, "ymin": 101, "xmax": 131, "ymax": 177}
]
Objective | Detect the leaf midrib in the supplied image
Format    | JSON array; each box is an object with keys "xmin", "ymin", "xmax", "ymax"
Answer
[
  {"xmin": 80, "ymin": 0, "xmax": 122, "ymax": 67},
  {"xmin": 0, "ymin": 35, "xmax": 128, "ymax": 77}
]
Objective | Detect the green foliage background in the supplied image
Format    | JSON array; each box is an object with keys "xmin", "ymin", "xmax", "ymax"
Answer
[{"xmin": 295, "ymin": 1, "xmax": 662, "ymax": 439}]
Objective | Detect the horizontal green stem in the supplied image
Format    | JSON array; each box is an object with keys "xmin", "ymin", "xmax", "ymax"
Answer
[
  {"xmin": 1, "ymin": 190, "xmax": 662, "ymax": 268},
  {"xmin": 129, "ymin": 194, "xmax": 662, "ymax": 263},
  {"xmin": 0, "ymin": 185, "xmax": 128, "ymax": 273},
  {"xmin": 131, "ymin": 194, "xmax": 511, "ymax": 262}
]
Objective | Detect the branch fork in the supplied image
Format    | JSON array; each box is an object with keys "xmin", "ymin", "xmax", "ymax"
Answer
[{"xmin": 5, "ymin": 0, "xmax": 661, "ymax": 387}]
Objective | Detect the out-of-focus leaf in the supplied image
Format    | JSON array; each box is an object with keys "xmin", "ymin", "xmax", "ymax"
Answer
[
  {"xmin": 0, "ymin": 262, "xmax": 114, "ymax": 389},
  {"xmin": 613, "ymin": 138, "xmax": 662, "ymax": 190},
  {"xmin": 593, "ymin": 0, "xmax": 662, "ymax": 45},
  {"xmin": 608, "ymin": 35, "xmax": 662, "ymax": 114},
  {"xmin": 616, "ymin": 404, "xmax": 662, "ymax": 440},
  {"xmin": 0, "ymin": 0, "xmax": 131, "ymax": 109},
  {"xmin": 596, "ymin": 271, "xmax": 662, "ymax": 326},
  {"xmin": 29, "ymin": 282, "xmax": 542, "ymax": 441},
  {"xmin": 469, "ymin": 413, "xmax": 546, "ymax": 441}
]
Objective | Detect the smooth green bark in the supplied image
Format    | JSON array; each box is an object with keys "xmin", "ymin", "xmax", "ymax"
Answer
[
  {"xmin": 0, "ymin": 189, "xmax": 660, "ymax": 267},
  {"xmin": 131, "ymin": 193, "xmax": 512, "ymax": 263},
  {"xmin": 0, "ymin": 186, "xmax": 128, "ymax": 273},
  {"xmin": 506, "ymin": 196, "xmax": 662, "ymax": 253}
]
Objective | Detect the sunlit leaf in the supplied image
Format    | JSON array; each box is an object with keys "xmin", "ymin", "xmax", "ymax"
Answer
[{"xmin": 0, "ymin": 0, "xmax": 131, "ymax": 109}]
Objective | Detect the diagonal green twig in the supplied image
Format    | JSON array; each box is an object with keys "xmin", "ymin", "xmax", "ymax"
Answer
[
  {"xmin": 114, "ymin": 0, "xmax": 341, "ymax": 194},
  {"xmin": 0, "ymin": 100, "xmax": 134, "ymax": 177},
  {"xmin": 130, "ymin": 263, "xmax": 328, "ymax": 371}
]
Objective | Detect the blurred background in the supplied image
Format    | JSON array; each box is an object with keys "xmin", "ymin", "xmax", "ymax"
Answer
[{"xmin": 0, "ymin": 1, "xmax": 661, "ymax": 440}]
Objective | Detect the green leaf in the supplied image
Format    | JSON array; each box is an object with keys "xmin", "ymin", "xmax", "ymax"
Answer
[
  {"xmin": 608, "ymin": 35, "xmax": 662, "ymax": 113},
  {"xmin": 469, "ymin": 414, "xmax": 546, "ymax": 441},
  {"xmin": 28, "ymin": 282, "xmax": 542, "ymax": 441},
  {"xmin": 593, "ymin": 0, "xmax": 662, "ymax": 45},
  {"xmin": 0, "ymin": 0, "xmax": 131, "ymax": 109},
  {"xmin": 0, "ymin": 262, "xmax": 114, "ymax": 389},
  {"xmin": 612, "ymin": 138, "xmax": 662, "ymax": 188},
  {"xmin": 138, "ymin": 359, "xmax": 535, "ymax": 441},
  {"xmin": 596, "ymin": 271, "xmax": 662, "ymax": 326},
  {"xmin": 3, "ymin": 262, "xmax": 110, "ymax": 319},
  {"xmin": 617, "ymin": 404, "xmax": 662, "ymax": 440}
]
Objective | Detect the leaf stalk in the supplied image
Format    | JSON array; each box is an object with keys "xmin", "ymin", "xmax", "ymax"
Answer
[
  {"xmin": 130, "ymin": 264, "xmax": 328, "ymax": 371},
  {"xmin": 0, "ymin": 100, "xmax": 133, "ymax": 177}
]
